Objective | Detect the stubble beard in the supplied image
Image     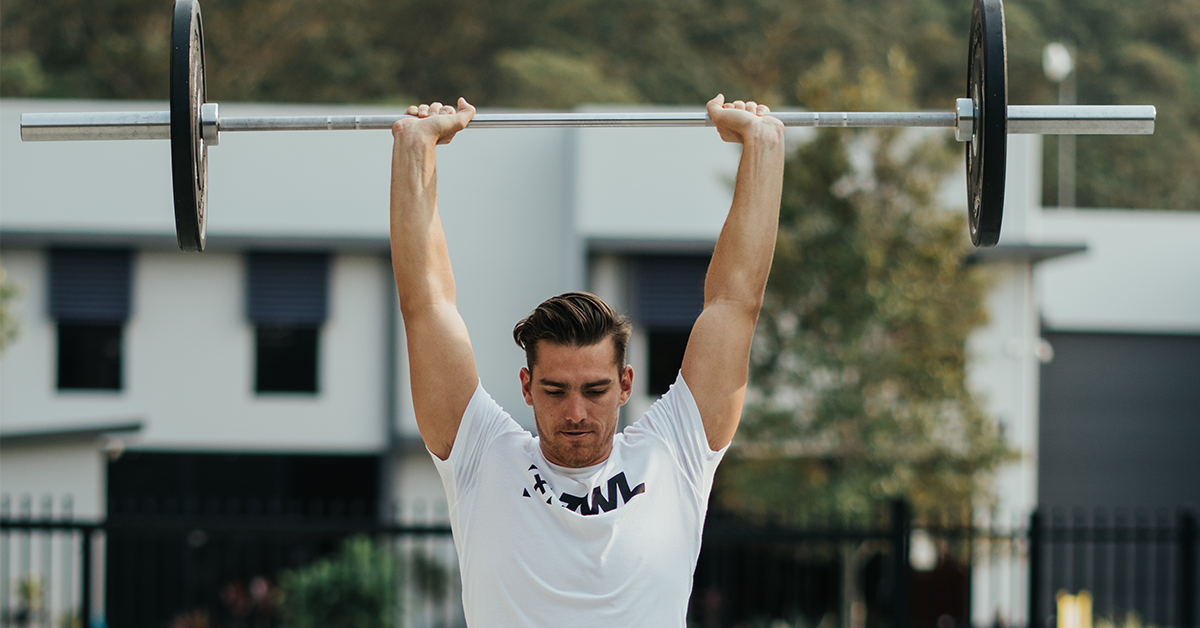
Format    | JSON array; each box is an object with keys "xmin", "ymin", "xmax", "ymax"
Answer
[{"xmin": 534, "ymin": 410, "xmax": 617, "ymax": 469}]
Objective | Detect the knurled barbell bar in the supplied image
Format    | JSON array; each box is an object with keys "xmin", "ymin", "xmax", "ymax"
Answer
[{"xmin": 19, "ymin": 0, "xmax": 1155, "ymax": 252}]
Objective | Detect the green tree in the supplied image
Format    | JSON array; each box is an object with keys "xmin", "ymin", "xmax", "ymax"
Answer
[
  {"xmin": 714, "ymin": 54, "xmax": 1014, "ymax": 522},
  {"xmin": 3, "ymin": 0, "xmax": 1192, "ymax": 210},
  {"xmin": 0, "ymin": 260, "xmax": 20, "ymax": 354}
]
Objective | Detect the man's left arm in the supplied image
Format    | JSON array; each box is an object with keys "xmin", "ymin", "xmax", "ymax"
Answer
[{"xmin": 680, "ymin": 95, "xmax": 786, "ymax": 452}]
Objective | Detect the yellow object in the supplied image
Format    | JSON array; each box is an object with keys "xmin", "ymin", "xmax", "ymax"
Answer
[{"xmin": 1057, "ymin": 590, "xmax": 1094, "ymax": 628}]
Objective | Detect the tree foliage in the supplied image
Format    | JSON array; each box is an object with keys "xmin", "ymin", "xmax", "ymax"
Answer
[
  {"xmin": 713, "ymin": 56, "xmax": 1014, "ymax": 522},
  {"xmin": 1, "ymin": 0, "xmax": 1196, "ymax": 209},
  {"xmin": 0, "ymin": 260, "xmax": 20, "ymax": 354}
]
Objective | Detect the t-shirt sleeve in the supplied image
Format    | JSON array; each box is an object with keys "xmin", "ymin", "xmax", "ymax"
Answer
[
  {"xmin": 629, "ymin": 371, "xmax": 729, "ymax": 495},
  {"xmin": 429, "ymin": 381, "xmax": 524, "ymax": 504}
]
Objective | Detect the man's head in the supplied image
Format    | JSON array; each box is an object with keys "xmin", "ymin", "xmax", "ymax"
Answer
[{"xmin": 513, "ymin": 292, "xmax": 633, "ymax": 468}]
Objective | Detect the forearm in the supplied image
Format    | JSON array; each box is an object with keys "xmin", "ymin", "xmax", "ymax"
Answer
[
  {"xmin": 390, "ymin": 128, "xmax": 456, "ymax": 314},
  {"xmin": 705, "ymin": 124, "xmax": 786, "ymax": 312}
]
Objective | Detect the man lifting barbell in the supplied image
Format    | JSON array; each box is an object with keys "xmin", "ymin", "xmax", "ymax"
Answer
[{"xmin": 390, "ymin": 94, "xmax": 783, "ymax": 625}]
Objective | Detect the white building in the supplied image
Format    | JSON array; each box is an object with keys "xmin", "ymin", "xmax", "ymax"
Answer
[{"xmin": 2, "ymin": 98, "xmax": 1198, "ymax": 625}]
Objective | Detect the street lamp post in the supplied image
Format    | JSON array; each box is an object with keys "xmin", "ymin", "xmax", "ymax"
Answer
[{"xmin": 1044, "ymin": 43, "xmax": 1076, "ymax": 207}]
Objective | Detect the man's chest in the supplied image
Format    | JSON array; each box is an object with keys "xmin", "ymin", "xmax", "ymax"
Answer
[{"xmin": 459, "ymin": 439, "xmax": 700, "ymax": 550}]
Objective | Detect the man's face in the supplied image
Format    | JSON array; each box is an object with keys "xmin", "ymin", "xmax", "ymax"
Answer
[{"xmin": 520, "ymin": 339, "xmax": 633, "ymax": 468}]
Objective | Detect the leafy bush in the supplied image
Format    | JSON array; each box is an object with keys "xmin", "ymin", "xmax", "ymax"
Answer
[{"xmin": 279, "ymin": 536, "xmax": 396, "ymax": 628}]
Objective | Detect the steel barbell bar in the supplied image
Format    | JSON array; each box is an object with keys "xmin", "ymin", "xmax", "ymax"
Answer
[
  {"xmin": 17, "ymin": 0, "xmax": 1157, "ymax": 251},
  {"xmin": 20, "ymin": 104, "xmax": 1156, "ymax": 141}
]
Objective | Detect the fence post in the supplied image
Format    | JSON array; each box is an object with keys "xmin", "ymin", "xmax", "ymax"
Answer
[
  {"xmin": 1181, "ymin": 510, "xmax": 1196, "ymax": 628},
  {"xmin": 1028, "ymin": 510, "xmax": 1042, "ymax": 628},
  {"xmin": 891, "ymin": 499, "xmax": 911, "ymax": 628},
  {"xmin": 81, "ymin": 527, "xmax": 93, "ymax": 628}
]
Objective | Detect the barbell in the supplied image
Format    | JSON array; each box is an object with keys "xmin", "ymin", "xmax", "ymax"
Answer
[{"xmin": 19, "ymin": 0, "xmax": 1155, "ymax": 252}]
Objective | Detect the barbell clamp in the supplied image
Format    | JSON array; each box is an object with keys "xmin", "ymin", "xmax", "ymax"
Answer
[
  {"xmin": 201, "ymin": 102, "xmax": 219, "ymax": 146},
  {"xmin": 955, "ymin": 98, "xmax": 975, "ymax": 143}
]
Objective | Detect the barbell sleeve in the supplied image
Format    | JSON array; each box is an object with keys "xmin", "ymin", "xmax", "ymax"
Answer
[{"xmin": 21, "ymin": 104, "xmax": 1156, "ymax": 142}]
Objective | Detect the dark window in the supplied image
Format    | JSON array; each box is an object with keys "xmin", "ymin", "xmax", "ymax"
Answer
[
  {"xmin": 647, "ymin": 329, "xmax": 691, "ymax": 396},
  {"xmin": 49, "ymin": 248, "xmax": 132, "ymax": 391},
  {"xmin": 58, "ymin": 323, "xmax": 123, "ymax": 390},
  {"xmin": 246, "ymin": 252, "xmax": 328, "ymax": 395},
  {"xmin": 255, "ymin": 325, "xmax": 319, "ymax": 393},
  {"xmin": 634, "ymin": 255, "xmax": 710, "ymax": 396},
  {"xmin": 634, "ymin": 255, "xmax": 709, "ymax": 329}
]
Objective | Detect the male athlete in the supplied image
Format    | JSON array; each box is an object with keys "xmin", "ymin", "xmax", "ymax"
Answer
[{"xmin": 390, "ymin": 95, "xmax": 784, "ymax": 626}]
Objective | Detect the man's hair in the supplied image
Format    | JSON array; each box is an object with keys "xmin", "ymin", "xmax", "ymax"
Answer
[{"xmin": 512, "ymin": 292, "xmax": 632, "ymax": 371}]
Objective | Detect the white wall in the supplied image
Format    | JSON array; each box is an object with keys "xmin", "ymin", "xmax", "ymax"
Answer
[
  {"xmin": 1038, "ymin": 209, "xmax": 1200, "ymax": 333},
  {"xmin": 0, "ymin": 440, "xmax": 106, "ymax": 518},
  {"xmin": 574, "ymin": 114, "xmax": 740, "ymax": 243}
]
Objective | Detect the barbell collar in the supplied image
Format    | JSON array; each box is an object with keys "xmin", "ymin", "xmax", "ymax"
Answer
[
  {"xmin": 20, "ymin": 104, "xmax": 1156, "ymax": 142},
  {"xmin": 200, "ymin": 103, "xmax": 219, "ymax": 146}
]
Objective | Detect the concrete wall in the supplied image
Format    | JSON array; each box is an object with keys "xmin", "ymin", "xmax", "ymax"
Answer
[
  {"xmin": 1038, "ymin": 208, "xmax": 1200, "ymax": 334},
  {"xmin": 0, "ymin": 439, "xmax": 106, "ymax": 518}
]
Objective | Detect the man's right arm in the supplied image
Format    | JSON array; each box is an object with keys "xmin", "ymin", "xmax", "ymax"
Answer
[{"xmin": 390, "ymin": 99, "xmax": 478, "ymax": 461}]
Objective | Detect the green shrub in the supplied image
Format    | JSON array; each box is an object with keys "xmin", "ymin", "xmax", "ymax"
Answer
[{"xmin": 279, "ymin": 536, "xmax": 396, "ymax": 628}]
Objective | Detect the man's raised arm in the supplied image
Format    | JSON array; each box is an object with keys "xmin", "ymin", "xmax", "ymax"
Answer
[
  {"xmin": 390, "ymin": 98, "xmax": 479, "ymax": 461},
  {"xmin": 680, "ymin": 95, "xmax": 786, "ymax": 452}
]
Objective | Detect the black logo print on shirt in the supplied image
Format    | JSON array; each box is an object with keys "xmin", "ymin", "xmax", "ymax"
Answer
[{"xmin": 521, "ymin": 465, "xmax": 646, "ymax": 516}]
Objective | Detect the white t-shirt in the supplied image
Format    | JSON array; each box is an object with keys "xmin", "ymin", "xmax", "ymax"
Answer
[{"xmin": 431, "ymin": 372, "xmax": 727, "ymax": 627}]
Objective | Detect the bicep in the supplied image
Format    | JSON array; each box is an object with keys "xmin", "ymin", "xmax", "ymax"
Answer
[
  {"xmin": 402, "ymin": 301, "xmax": 479, "ymax": 460},
  {"xmin": 680, "ymin": 300, "xmax": 758, "ymax": 451}
]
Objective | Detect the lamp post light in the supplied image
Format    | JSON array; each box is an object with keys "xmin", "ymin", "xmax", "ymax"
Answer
[{"xmin": 1044, "ymin": 42, "xmax": 1077, "ymax": 207}]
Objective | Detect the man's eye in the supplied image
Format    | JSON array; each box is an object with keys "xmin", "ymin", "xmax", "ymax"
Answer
[
  {"xmin": 544, "ymin": 389, "xmax": 564, "ymax": 397},
  {"xmin": 587, "ymin": 389, "xmax": 607, "ymax": 397}
]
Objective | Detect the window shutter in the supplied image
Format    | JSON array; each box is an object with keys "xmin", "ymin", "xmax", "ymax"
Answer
[
  {"xmin": 246, "ymin": 253, "xmax": 329, "ymax": 325},
  {"xmin": 48, "ymin": 249, "xmax": 133, "ymax": 322},
  {"xmin": 634, "ymin": 255, "xmax": 710, "ymax": 330}
]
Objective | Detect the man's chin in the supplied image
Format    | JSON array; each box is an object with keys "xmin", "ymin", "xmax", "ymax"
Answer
[{"xmin": 547, "ymin": 440, "xmax": 605, "ymax": 468}]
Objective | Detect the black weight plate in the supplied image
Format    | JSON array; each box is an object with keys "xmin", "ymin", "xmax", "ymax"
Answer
[
  {"xmin": 170, "ymin": 0, "xmax": 207, "ymax": 252},
  {"xmin": 966, "ymin": 0, "xmax": 1007, "ymax": 247}
]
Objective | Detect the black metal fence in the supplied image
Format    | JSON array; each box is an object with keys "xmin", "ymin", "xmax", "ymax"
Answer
[
  {"xmin": 1029, "ymin": 508, "xmax": 1197, "ymax": 628},
  {"xmin": 2, "ymin": 495, "xmax": 1195, "ymax": 628},
  {"xmin": 0, "ymin": 495, "xmax": 458, "ymax": 628}
]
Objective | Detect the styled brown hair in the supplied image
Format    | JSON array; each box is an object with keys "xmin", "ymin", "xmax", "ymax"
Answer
[{"xmin": 512, "ymin": 292, "xmax": 632, "ymax": 371}]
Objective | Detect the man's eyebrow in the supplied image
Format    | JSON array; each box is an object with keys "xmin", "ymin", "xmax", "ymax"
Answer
[{"xmin": 536, "ymin": 378, "xmax": 614, "ymax": 389}]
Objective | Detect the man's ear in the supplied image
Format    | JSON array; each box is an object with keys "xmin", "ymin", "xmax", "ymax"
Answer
[
  {"xmin": 520, "ymin": 367, "xmax": 534, "ymax": 406},
  {"xmin": 618, "ymin": 365, "xmax": 634, "ymax": 406}
]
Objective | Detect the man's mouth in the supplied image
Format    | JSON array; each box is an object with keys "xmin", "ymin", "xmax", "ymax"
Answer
[{"xmin": 561, "ymin": 430, "xmax": 591, "ymax": 440}]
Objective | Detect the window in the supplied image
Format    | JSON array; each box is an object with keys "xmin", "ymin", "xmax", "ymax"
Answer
[
  {"xmin": 49, "ymin": 248, "xmax": 132, "ymax": 391},
  {"xmin": 255, "ymin": 326, "xmax": 319, "ymax": 392},
  {"xmin": 634, "ymin": 255, "xmax": 710, "ymax": 396},
  {"xmin": 246, "ymin": 252, "xmax": 329, "ymax": 394},
  {"xmin": 647, "ymin": 330, "xmax": 690, "ymax": 396}
]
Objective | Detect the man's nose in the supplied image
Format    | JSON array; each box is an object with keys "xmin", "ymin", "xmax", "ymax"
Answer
[{"xmin": 564, "ymin": 393, "xmax": 587, "ymax": 422}]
